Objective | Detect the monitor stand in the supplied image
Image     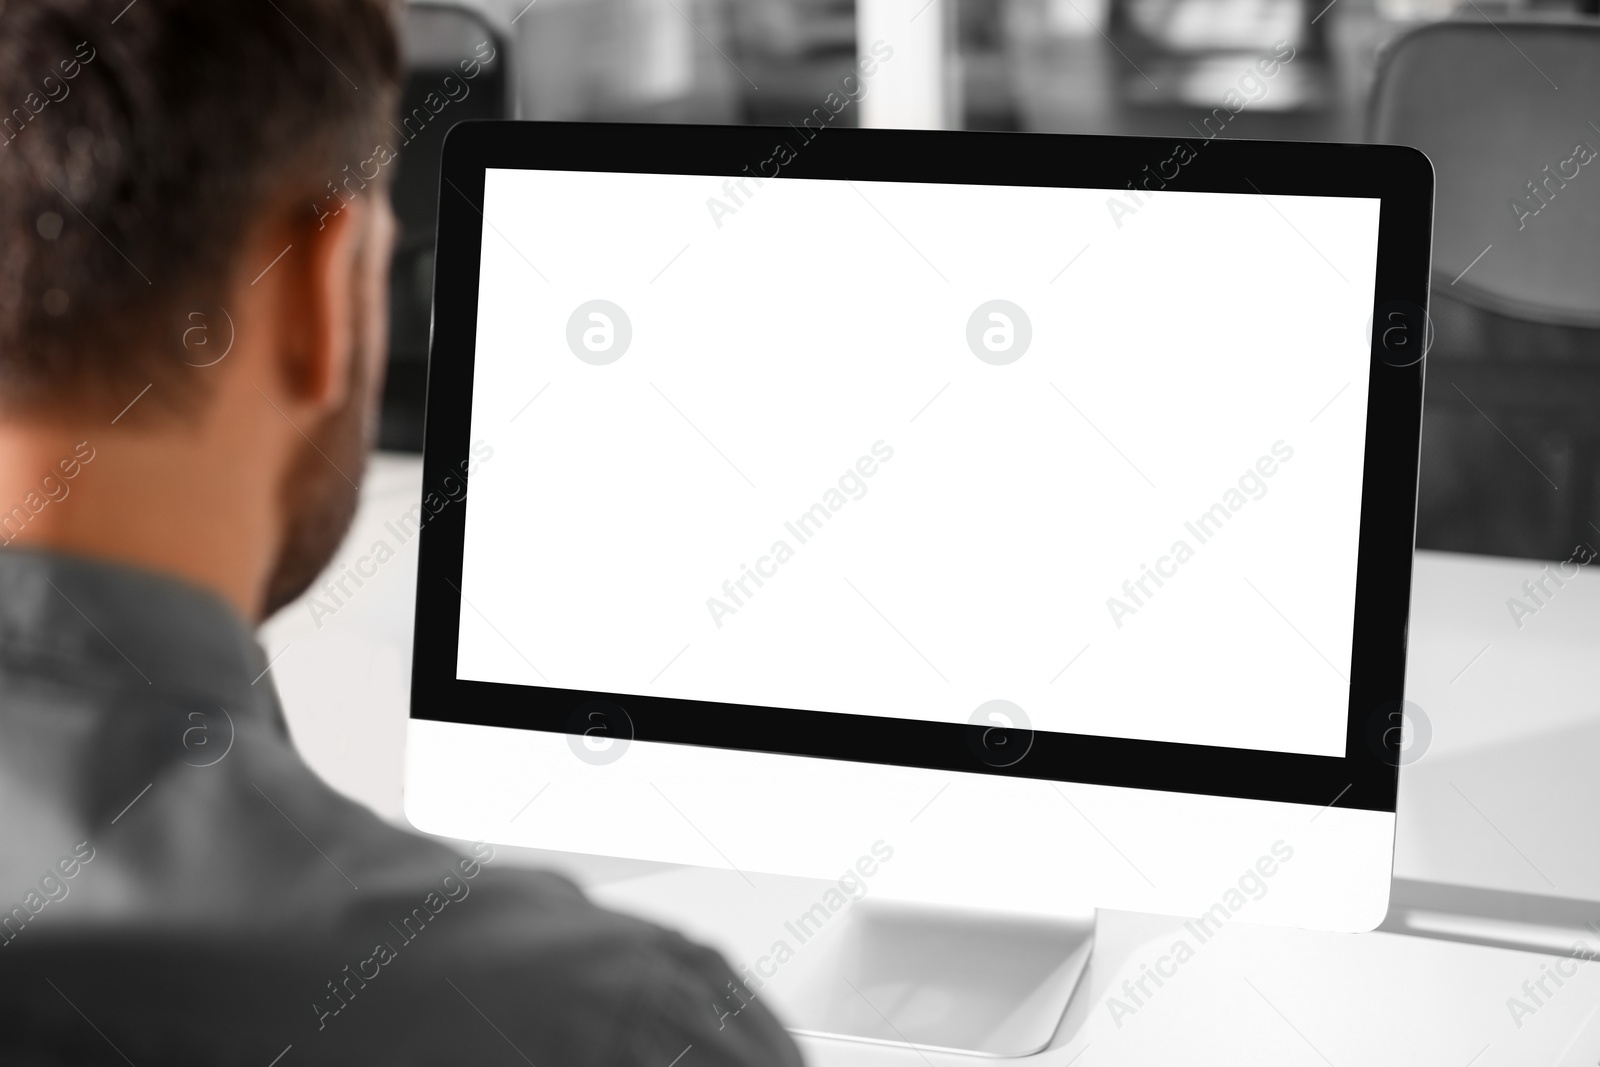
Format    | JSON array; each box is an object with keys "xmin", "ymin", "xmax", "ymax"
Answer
[
  {"xmin": 783, "ymin": 898, "xmax": 1095, "ymax": 1057},
  {"xmin": 585, "ymin": 863, "xmax": 1095, "ymax": 1059}
]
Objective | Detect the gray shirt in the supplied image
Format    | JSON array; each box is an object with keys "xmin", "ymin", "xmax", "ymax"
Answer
[{"xmin": 0, "ymin": 549, "xmax": 801, "ymax": 1066}]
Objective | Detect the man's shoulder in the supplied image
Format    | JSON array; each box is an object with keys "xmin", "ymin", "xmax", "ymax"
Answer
[
  {"xmin": 347, "ymin": 865, "xmax": 803, "ymax": 1067},
  {"xmin": 0, "ymin": 706, "xmax": 802, "ymax": 1066},
  {"xmin": 2, "ymin": 859, "xmax": 802, "ymax": 1067}
]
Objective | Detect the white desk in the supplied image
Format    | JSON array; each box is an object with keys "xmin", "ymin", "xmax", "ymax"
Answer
[{"xmin": 262, "ymin": 453, "xmax": 1600, "ymax": 1065}]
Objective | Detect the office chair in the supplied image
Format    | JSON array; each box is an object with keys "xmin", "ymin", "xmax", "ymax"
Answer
[
  {"xmin": 1369, "ymin": 19, "xmax": 1600, "ymax": 560},
  {"xmin": 380, "ymin": 2, "xmax": 514, "ymax": 452}
]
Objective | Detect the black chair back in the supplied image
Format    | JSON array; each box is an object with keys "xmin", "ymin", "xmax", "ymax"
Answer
[
  {"xmin": 381, "ymin": 3, "xmax": 513, "ymax": 451},
  {"xmin": 1369, "ymin": 19, "xmax": 1600, "ymax": 559}
]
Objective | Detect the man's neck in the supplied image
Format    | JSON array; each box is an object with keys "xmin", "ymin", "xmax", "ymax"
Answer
[{"xmin": 0, "ymin": 422, "xmax": 278, "ymax": 622}]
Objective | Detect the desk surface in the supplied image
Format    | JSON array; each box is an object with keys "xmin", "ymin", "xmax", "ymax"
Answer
[{"xmin": 261, "ymin": 453, "xmax": 1600, "ymax": 1065}]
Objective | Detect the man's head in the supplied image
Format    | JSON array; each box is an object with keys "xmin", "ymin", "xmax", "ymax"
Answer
[{"xmin": 0, "ymin": 0, "xmax": 401, "ymax": 620}]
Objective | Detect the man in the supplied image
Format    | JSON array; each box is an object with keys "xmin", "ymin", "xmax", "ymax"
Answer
[{"xmin": 0, "ymin": 3, "xmax": 802, "ymax": 1064}]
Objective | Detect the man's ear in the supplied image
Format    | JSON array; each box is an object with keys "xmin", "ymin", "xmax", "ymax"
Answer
[{"xmin": 265, "ymin": 200, "xmax": 368, "ymax": 416}]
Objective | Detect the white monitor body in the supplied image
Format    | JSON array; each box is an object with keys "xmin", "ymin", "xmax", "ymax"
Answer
[
  {"xmin": 407, "ymin": 722, "xmax": 1394, "ymax": 930},
  {"xmin": 403, "ymin": 128, "xmax": 1429, "ymax": 1016}
]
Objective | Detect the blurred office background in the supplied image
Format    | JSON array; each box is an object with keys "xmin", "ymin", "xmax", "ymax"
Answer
[{"xmin": 384, "ymin": 0, "xmax": 1600, "ymax": 562}]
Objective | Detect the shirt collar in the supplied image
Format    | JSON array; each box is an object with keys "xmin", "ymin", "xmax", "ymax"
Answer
[{"xmin": 0, "ymin": 548, "xmax": 271, "ymax": 709}]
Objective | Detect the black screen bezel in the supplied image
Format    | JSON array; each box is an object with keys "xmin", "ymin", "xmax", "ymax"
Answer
[{"xmin": 411, "ymin": 120, "xmax": 1432, "ymax": 815}]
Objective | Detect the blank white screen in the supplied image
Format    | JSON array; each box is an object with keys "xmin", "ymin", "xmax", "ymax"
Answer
[{"xmin": 455, "ymin": 168, "xmax": 1380, "ymax": 758}]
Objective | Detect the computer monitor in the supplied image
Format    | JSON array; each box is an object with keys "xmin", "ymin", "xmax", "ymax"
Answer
[{"xmin": 405, "ymin": 120, "xmax": 1431, "ymax": 1053}]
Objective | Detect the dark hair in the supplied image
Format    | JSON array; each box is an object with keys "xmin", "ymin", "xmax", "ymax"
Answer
[{"xmin": 0, "ymin": 0, "xmax": 400, "ymax": 413}]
